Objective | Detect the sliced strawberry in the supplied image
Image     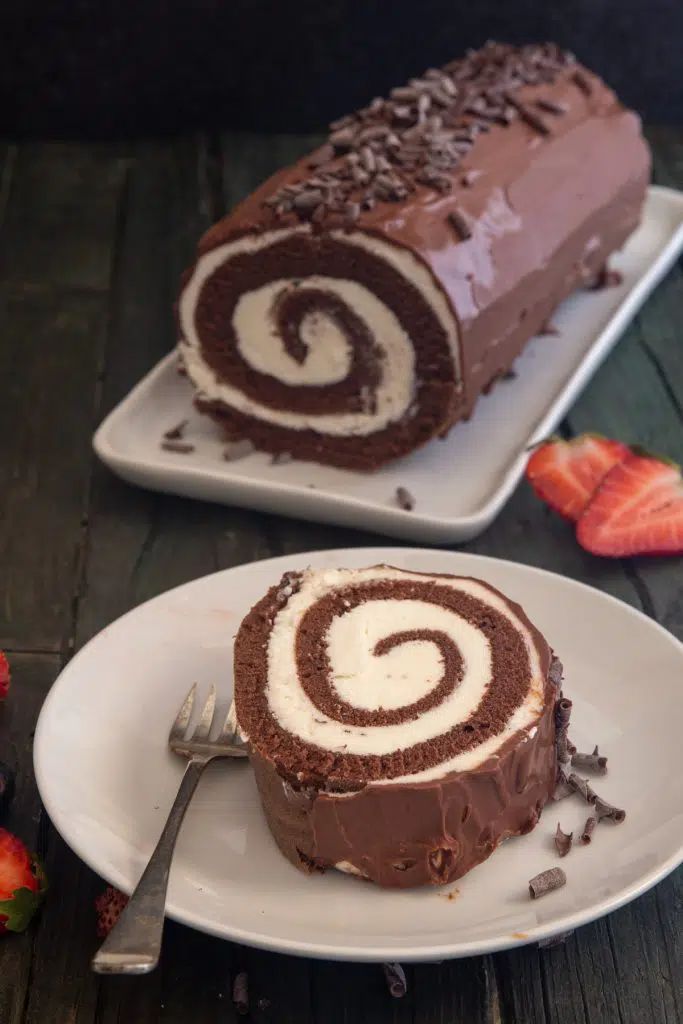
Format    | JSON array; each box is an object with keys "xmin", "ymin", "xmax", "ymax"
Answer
[
  {"xmin": 526, "ymin": 434, "xmax": 630, "ymax": 521},
  {"xmin": 577, "ymin": 451, "xmax": 683, "ymax": 557},
  {"xmin": 95, "ymin": 886, "xmax": 128, "ymax": 938},
  {"xmin": 0, "ymin": 828, "xmax": 47, "ymax": 934},
  {"xmin": 0, "ymin": 652, "xmax": 9, "ymax": 700}
]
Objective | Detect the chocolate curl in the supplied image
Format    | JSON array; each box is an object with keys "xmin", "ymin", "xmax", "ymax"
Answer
[
  {"xmin": 232, "ymin": 972, "xmax": 249, "ymax": 1016},
  {"xmin": 529, "ymin": 867, "xmax": 567, "ymax": 899},
  {"xmin": 594, "ymin": 796, "xmax": 626, "ymax": 823},
  {"xmin": 571, "ymin": 745, "xmax": 608, "ymax": 775},
  {"xmin": 161, "ymin": 440, "xmax": 195, "ymax": 454},
  {"xmin": 580, "ymin": 815, "xmax": 597, "ymax": 844},
  {"xmin": 395, "ymin": 486, "xmax": 416, "ymax": 511},
  {"xmin": 552, "ymin": 769, "xmax": 573, "ymax": 801},
  {"xmin": 554, "ymin": 696, "xmax": 573, "ymax": 763},
  {"xmin": 382, "ymin": 962, "xmax": 407, "ymax": 998},
  {"xmin": 568, "ymin": 773, "xmax": 598, "ymax": 803},
  {"xmin": 163, "ymin": 419, "xmax": 188, "ymax": 440},
  {"xmin": 554, "ymin": 823, "xmax": 573, "ymax": 858}
]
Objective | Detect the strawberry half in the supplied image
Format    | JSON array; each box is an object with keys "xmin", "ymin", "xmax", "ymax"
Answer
[
  {"xmin": 577, "ymin": 451, "xmax": 683, "ymax": 557},
  {"xmin": 0, "ymin": 828, "xmax": 47, "ymax": 934},
  {"xmin": 0, "ymin": 652, "xmax": 9, "ymax": 700},
  {"xmin": 526, "ymin": 434, "xmax": 630, "ymax": 521}
]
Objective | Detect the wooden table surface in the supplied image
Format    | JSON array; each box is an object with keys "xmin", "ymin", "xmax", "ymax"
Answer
[{"xmin": 0, "ymin": 127, "xmax": 681, "ymax": 1024}]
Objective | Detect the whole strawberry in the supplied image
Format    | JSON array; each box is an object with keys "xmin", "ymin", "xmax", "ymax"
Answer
[
  {"xmin": 95, "ymin": 886, "xmax": 128, "ymax": 938},
  {"xmin": 0, "ymin": 652, "xmax": 10, "ymax": 700},
  {"xmin": 0, "ymin": 829, "xmax": 47, "ymax": 933}
]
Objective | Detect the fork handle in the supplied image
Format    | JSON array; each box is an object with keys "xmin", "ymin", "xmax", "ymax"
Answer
[{"xmin": 92, "ymin": 757, "xmax": 207, "ymax": 974}]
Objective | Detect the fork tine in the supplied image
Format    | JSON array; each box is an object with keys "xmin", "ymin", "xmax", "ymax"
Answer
[
  {"xmin": 217, "ymin": 699, "xmax": 239, "ymax": 742},
  {"xmin": 169, "ymin": 683, "xmax": 197, "ymax": 742},
  {"xmin": 192, "ymin": 684, "xmax": 217, "ymax": 741}
]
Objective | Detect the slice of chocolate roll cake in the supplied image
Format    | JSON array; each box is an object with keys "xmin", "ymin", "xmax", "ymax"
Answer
[
  {"xmin": 234, "ymin": 566, "xmax": 563, "ymax": 888},
  {"xmin": 178, "ymin": 42, "xmax": 650, "ymax": 470}
]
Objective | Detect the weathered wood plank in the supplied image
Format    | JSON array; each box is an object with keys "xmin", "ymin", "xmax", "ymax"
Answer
[
  {"xmin": 0, "ymin": 143, "xmax": 128, "ymax": 292},
  {"xmin": 0, "ymin": 653, "xmax": 59, "ymax": 1024},
  {"xmin": 0, "ymin": 288, "xmax": 108, "ymax": 652},
  {"xmin": 75, "ymin": 137, "xmax": 274, "ymax": 650}
]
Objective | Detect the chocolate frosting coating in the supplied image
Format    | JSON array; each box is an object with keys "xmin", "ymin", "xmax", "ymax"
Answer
[
  {"xmin": 234, "ymin": 566, "xmax": 560, "ymax": 888},
  {"xmin": 181, "ymin": 43, "xmax": 650, "ymax": 469}
]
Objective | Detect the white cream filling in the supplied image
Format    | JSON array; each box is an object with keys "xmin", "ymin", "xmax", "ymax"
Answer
[
  {"xmin": 178, "ymin": 227, "xmax": 461, "ymax": 438},
  {"xmin": 260, "ymin": 567, "xmax": 545, "ymax": 784}
]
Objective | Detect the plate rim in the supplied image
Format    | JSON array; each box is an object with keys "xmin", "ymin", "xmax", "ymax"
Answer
[
  {"xmin": 93, "ymin": 186, "xmax": 683, "ymax": 544},
  {"xmin": 34, "ymin": 546, "xmax": 683, "ymax": 961}
]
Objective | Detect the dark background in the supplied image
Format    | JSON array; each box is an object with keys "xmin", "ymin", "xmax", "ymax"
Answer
[{"xmin": 2, "ymin": 0, "xmax": 681, "ymax": 138}]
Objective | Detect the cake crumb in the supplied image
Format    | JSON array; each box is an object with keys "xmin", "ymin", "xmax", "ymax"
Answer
[{"xmin": 512, "ymin": 931, "xmax": 529, "ymax": 939}]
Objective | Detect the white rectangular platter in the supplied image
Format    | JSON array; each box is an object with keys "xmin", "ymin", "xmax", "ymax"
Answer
[{"xmin": 94, "ymin": 185, "xmax": 683, "ymax": 544}]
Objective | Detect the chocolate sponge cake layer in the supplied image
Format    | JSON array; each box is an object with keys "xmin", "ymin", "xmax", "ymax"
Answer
[
  {"xmin": 179, "ymin": 42, "xmax": 649, "ymax": 470},
  {"xmin": 234, "ymin": 566, "xmax": 560, "ymax": 888}
]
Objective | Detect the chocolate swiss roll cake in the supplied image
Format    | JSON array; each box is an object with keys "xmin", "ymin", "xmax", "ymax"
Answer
[
  {"xmin": 234, "ymin": 566, "xmax": 562, "ymax": 888},
  {"xmin": 178, "ymin": 41, "xmax": 650, "ymax": 471}
]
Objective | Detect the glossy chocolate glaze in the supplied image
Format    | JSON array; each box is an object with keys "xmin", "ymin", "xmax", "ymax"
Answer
[
  {"xmin": 186, "ymin": 50, "xmax": 649, "ymax": 463},
  {"xmin": 248, "ymin": 667, "xmax": 557, "ymax": 889}
]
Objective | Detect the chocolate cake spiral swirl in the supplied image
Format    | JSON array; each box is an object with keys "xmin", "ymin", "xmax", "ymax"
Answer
[
  {"xmin": 179, "ymin": 41, "xmax": 649, "ymax": 470},
  {"xmin": 234, "ymin": 566, "xmax": 560, "ymax": 887}
]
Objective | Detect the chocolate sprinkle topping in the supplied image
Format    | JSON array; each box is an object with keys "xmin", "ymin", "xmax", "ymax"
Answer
[
  {"xmin": 161, "ymin": 440, "xmax": 195, "ymax": 454},
  {"xmin": 571, "ymin": 745, "xmax": 608, "ymax": 774},
  {"xmin": 594, "ymin": 796, "xmax": 626, "ymax": 823},
  {"xmin": 447, "ymin": 208, "xmax": 473, "ymax": 240},
  {"xmin": 382, "ymin": 962, "xmax": 407, "ymax": 998},
  {"xmin": 568, "ymin": 773, "xmax": 598, "ymax": 804},
  {"xmin": 554, "ymin": 823, "xmax": 573, "ymax": 858},
  {"xmin": 552, "ymin": 768, "xmax": 573, "ymax": 801},
  {"xmin": 572, "ymin": 69, "xmax": 593, "ymax": 95},
  {"xmin": 163, "ymin": 419, "xmax": 188, "ymax": 440},
  {"xmin": 395, "ymin": 486, "xmax": 416, "ymax": 511},
  {"xmin": 529, "ymin": 867, "xmax": 567, "ymax": 899},
  {"xmin": 263, "ymin": 42, "xmax": 574, "ymax": 227},
  {"xmin": 580, "ymin": 815, "xmax": 597, "ymax": 844}
]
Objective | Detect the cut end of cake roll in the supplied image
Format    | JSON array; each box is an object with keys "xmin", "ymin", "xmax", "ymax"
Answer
[
  {"xmin": 234, "ymin": 565, "xmax": 562, "ymax": 888},
  {"xmin": 178, "ymin": 41, "xmax": 650, "ymax": 471}
]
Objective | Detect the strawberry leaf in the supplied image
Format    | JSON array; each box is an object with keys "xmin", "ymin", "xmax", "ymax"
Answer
[{"xmin": 0, "ymin": 884, "xmax": 44, "ymax": 933}]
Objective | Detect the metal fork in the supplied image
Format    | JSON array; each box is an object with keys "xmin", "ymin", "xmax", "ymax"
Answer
[{"xmin": 92, "ymin": 684, "xmax": 247, "ymax": 975}]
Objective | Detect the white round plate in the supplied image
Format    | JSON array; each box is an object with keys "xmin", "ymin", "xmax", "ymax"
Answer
[{"xmin": 34, "ymin": 548, "xmax": 683, "ymax": 961}]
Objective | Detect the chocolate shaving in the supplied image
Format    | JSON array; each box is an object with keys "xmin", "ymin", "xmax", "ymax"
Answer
[
  {"xmin": 538, "ymin": 321, "xmax": 559, "ymax": 336},
  {"xmin": 589, "ymin": 267, "xmax": 624, "ymax": 290},
  {"xmin": 552, "ymin": 768, "xmax": 573, "ymax": 801},
  {"xmin": 594, "ymin": 796, "xmax": 626, "ymax": 823},
  {"xmin": 571, "ymin": 745, "xmax": 608, "ymax": 775},
  {"xmin": 535, "ymin": 97, "xmax": 569, "ymax": 115},
  {"xmin": 223, "ymin": 439, "xmax": 255, "ymax": 462},
  {"xmin": 502, "ymin": 369, "xmax": 518, "ymax": 380},
  {"xmin": 554, "ymin": 823, "xmax": 573, "ymax": 858},
  {"xmin": 395, "ymin": 486, "xmax": 416, "ymax": 511},
  {"xmin": 572, "ymin": 69, "xmax": 593, "ymax": 95},
  {"xmin": 556, "ymin": 729, "xmax": 572, "ymax": 765},
  {"xmin": 161, "ymin": 440, "xmax": 195, "ymax": 454},
  {"xmin": 460, "ymin": 170, "xmax": 480, "ymax": 187},
  {"xmin": 548, "ymin": 657, "xmax": 564, "ymax": 688},
  {"xmin": 382, "ymin": 962, "xmax": 407, "ymax": 998},
  {"xmin": 163, "ymin": 419, "xmax": 188, "ymax": 441},
  {"xmin": 504, "ymin": 92, "xmax": 550, "ymax": 135},
  {"xmin": 580, "ymin": 815, "xmax": 597, "ymax": 844},
  {"xmin": 447, "ymin": 208, "xmax": 472, "ymax": 240},
  {"xmin": 232, "ymin": 972, "xmax": 249, "ymax": 1016},
  {"xmin": 568, "ymin": 773, "xmax": 598, "ymax": 804},
  {"xmin": 554, "ymin": 697, "xmax": 572, "ymax": 730},
  {"xmin": 529, "ymin": 867, "xmax": 567, "ymax": 899}
]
